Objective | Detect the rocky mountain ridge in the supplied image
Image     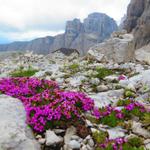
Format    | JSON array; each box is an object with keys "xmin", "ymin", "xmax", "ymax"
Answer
[
  {"xmin": 0, "ymin": 13, "xmax": 118, "ymax": 55},
  {"xmin": 123, "ymin": 0, "xmax": 150, "ymax": 49},
  {"xmin": 0, "ymin": 49, "xmax": 150, "ymax": 150}
]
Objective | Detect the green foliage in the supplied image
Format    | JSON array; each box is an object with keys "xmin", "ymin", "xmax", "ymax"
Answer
[
  {"xmin": 127, "ymin": 137, "xmax": 144, "ymax": 148},
  {"xmin": 142, "ymin": 113, "xmax": 150, "ymax": 126},
  {"xmin": 122, "ymin": 107, "xmax": 145, "ymax": 120},
  {"xmin": 122, "ymin": 143, "xmax": 145, "ymax": 150},
  {"xmin": 124, "ymin": 90, "xmax": 136, "ymax": 98},
  {"xmin": 86, "ymin": 115, "xmax": 100, "ymax": 124},
  {"xmin": 117, "ymin": 99, "xmax": 131, "ymax": 106},
  {"xmin": 69, "ymin": 63, "xmax": 79, "ymax": 71},
  {"xmin": 92, "ymin": 131, "xmax": 108, "ymax": 144},
  {"xmin": 95, "ymin": 67, "xmax": 113, "ymax": 79},
  {"xmin": 104, "ymin": 145, "xmax": 113, "ymax": 150},
  {"xmin": 131, "ymin": 107, "xmax": 144, "ymax": 118},
  {"xmin": 100, "ymin": 112, "xmax": 122, "ymax": 127},
  {"xmin": 10, "ymin": 67, "xmax": 38, "ymax": 77}
]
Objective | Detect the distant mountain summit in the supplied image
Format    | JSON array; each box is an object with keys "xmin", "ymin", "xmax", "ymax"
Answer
[{"xmin": 0, "ymin": 12, "xmax": 118, "ymax": 55}]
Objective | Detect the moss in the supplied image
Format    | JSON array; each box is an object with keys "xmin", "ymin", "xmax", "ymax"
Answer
[
  {"xmin": 92, "ymin": 130, "xmax": 108, "ymax": 144},
  {"xmin": 123, "ymin": 143, "xmax": 144, "ymax": 150},
  {"xmin": 122, "ymin": 107, "xmax": 145, "ymax": 120},
  {"xmin": 124, "ymin": 90, "xmax": 136, "ymax": 98},
  {"xmin": 10, "ymin": 67, "xmax": 38, "ymax": 77},
  {"xmin": 100, "ymin": 111, "xmax": 123, "ymax": 127},
  {"xmin": 142, "ymin": 113, "xmax": 150, "ymax": 126},
  {"xmin": 86, "ymin": 115, "xmax": 100, "ymax": 124},
  {"xmin": 69, "ymin": 63, "xmax": 79, "ymax": 71},
  {"xmin": 127, "ymin": 137, "xmax": 144, "ymax": 148},
  {"xmin": 95, "ymin": 67, "xmax": 113, "ymax": 79},
  {"xmin": 117, "ymin": 99, "xmax": 132, "ymax": 106}
]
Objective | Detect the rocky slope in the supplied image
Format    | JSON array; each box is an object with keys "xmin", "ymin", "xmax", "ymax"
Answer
[
  {"xmin": 0, "ymin": 13, "xmax": 117, "ymax": 55},
  {"xmin": 123, "ymin": 0, "xmax": 150, "ymax": 49},
  {"xmin": 0, "ymin": 50, "xmax": 150, "ymax": 150}
]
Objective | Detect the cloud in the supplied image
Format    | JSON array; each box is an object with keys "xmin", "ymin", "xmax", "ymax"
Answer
[{"xmin": 0, "ymin": 0, "xmax": 130, "ymax": 43}]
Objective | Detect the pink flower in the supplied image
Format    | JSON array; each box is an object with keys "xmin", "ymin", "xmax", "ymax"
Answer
[
  {"xmin": 116, "ymin": 113, "xmax": 124, "ymax": 119},
  {"xmin": 118, "ymin": 75, "xmax": 127, "ymax": 81}
]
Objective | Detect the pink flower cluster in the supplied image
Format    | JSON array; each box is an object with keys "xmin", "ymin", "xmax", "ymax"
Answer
[
  {"xmin": 93, "ymin": 101, "xmax": 147, "ymax": 120},
  {"xmin": 0, "ymin": 77, "xmax": 94, "ymax": 132},
  {"xmin": 93, "ymin": 105, "xmax": 125, "ymax": 120},
  {"xmin": 100, "ymin": 137, "xmax": 127, "ymax": 150}
]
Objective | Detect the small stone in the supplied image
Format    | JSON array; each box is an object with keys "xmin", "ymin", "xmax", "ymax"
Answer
[
  {"xmin": 71, "ymin": 135, "xmax": 80, "ymax": 140},
  {"xmin": 78, "ymin": 138, "xmax": 83, "ymax": 143},
  {"xmin": 107, "ymin": 127, "xmax": 126, "ymax": 139},
  {"xmin": 85, "ymin": 119, "xmax": 93, "ymax": 127},
  {"xmin": 90, "ymin": 78, "xmax": 100, "ymax": 85},
  {"xmin": 64, "ymin": 126, "xmax": 77, "ymax": 144},
  {"xmin": 68, "ymin": 140, "xmax": 81, "ymax": 149},
  {"xmin": 85, "ymin": 135, "xmax": 92, "ymax": 140},
  {"xmin": 144, "ymin": 139, "xmax": 150, "ymax": 144},
  {"xmin": 145, "ymin": 143, "xmax": 150, "ymax": 149},
  {"xmin": 45, "ymin": 130, "xmax": 63, "ymax": 146},
  {"xmin": 97, "ymin": 85, "xmax": 108, "ymax": 92},
  {"xmin": 36, "ymin": 135, "xmax": 42, "ymax": 139},
  {"xmin": 81, "ymin": 145, "xmax": 88, "ymax": 150},
  {"xmin": 104, "ymin": 75, "xmax": 118, "ymax": 82},
  {"xmin": 126, "ymin": 83, "xmax": 136, "ymax": 92},
  {"xmin": 88, "ymin": 139, "xmax": 94, "ymax": 147},
  {"xmin": 53, "ymin": 129, "xmax": 65, "ymax": 134},
  {"xmin": 38, "ymin": 138, "xmax": 46, "ymax": 144},
  {"xmin": 132, "ymin": 121, "xmax": 150, "ymax": 138},
  {"xmin": 91, "ymin": 128, "xmax": 99, "ymax": 133},
  {"xmin": 86, "ymin": 144, "xmax": 94, "ymax": 150}
]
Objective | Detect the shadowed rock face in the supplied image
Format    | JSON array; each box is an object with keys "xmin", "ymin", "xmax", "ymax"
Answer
[
  {"xmin": 52, "ymin": 48, "xmax": 79, "ymax": 56},
  {"xmin": 124, "ymin": 0, "xmax": 150, "ymax": 49},
  {"xmin": 0, "ymin": 13, "xmax": 118, "ymax": 55}
]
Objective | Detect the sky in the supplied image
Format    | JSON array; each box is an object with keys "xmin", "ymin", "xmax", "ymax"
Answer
[{"xmin": 0, "ymin": 0, "xmax": 130, "ymax": 44}]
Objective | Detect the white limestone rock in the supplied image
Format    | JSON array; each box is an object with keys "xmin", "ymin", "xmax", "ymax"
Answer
[{"xmin": 0, "ymin": 95, "xmax": 40, "ymax": 150}]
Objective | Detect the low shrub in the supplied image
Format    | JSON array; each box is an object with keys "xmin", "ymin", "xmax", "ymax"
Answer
[
  {"xmin": 0, "ymin": 77, "xmax": 94, "ymax": 132},
  {"xmin": 93, "ymin": 101, "xmax": 148, "ymax": 127},
  {"xmin": 10, "ymin": 66, "xmax": 38, "ymax": 77},
  {"xmin": 95, "ymin": 67, "xmax": 113, "ymax": 79},
  {"xmin": 127, "ymin": 137, "xmax": 144, "ymax": 148}
]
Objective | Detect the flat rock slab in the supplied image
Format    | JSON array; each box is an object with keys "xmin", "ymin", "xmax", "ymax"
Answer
[
  {"xmin": 89, "ymin": 89, "xmax": 124, "ymax": 107},
  {"xmin": 0, "ymin": 95, "xmax": 40, "ymax": 150}
]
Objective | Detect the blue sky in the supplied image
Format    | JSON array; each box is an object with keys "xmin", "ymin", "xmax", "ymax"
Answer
[{"xmin": 0, "ymin": 0, "xmax": 130, "ymax": 44}]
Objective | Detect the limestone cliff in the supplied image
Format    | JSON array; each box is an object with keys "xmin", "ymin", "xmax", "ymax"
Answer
[
  {"xmin": 0, "ymin": 13, "xmax": 118, "ymax": 55},
  {"xmin": 124, "ymin": 0, "xmax": 150, "ymax": 48}
]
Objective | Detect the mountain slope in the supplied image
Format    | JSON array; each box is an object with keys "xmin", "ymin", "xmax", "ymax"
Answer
[{"xmin": 0, "ymin": 13, "xmax": 118, "ymax": 55}]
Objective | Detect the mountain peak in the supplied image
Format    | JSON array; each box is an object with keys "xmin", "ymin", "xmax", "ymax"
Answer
[{"xmin": 0, "ymin": 12, "xmax": 118, "ymax": 55}]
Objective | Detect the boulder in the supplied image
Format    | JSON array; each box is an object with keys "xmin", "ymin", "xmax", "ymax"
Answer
[
  {"xmin": 45, "ymin": 130, "xmax": 63, "ymax": 146},
  {"xmin": 0, "ymin": 95, "xmax": 40, "ymax": 150},
  {"xmin": 135, "ymin": 44, "xmax": 150, "ymax": 65},
  {"xmin": 120, "ymin": 69, "xmax": 150, "ymax": 89},
  {"xmin": 107, "ymin": 127, "xmax": 126, "ymax": 139},
  {"xmin": 88, "ymin": 33, "xmax": 134, "ymax": 63},
  {"xmin": 89, "ymin": 89, "xmax": 124, "ymax": 107},
  {"xmin": 132, "ymin": 121, "xmax": 150, "ymax": 138}
]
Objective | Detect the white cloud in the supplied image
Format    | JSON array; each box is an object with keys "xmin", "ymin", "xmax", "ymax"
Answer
[
  {"xmin": 0, "ymin": 0, "xmax": 130, "ymax": 42},
  {"xmin": 0, "ymin": 30, "xmax": 64, "ymax": 41}
]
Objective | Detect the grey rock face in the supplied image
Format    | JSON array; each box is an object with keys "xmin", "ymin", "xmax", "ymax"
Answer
[
  {"xmin": 123, "ymin": 0, "xmax": 150, "ymax": 49},
  {"xmin": 0, "ymin": 95, "xmax": 40, "ymax": 150},
  {"xmin": 45, "ymin": 130, "xmax": 63, "ymax": 146},
  {"xmin": 0, "ymin": 13, "xmax": 118, "ymax": 55},
  {"xmin": 135, "ymin": 44, "xmax": 150, "ymax": 65},
  {"xmin": 88, "ymin": 33, "xmax": 134, "ymax": 63}
]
